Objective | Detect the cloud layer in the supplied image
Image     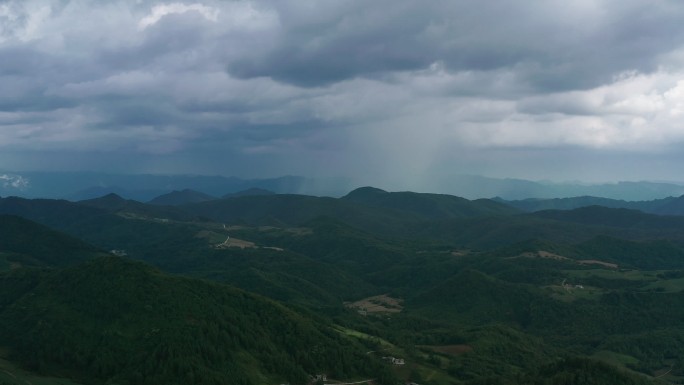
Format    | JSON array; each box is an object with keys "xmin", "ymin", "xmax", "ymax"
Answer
[{"xmin": 2, "ymin": 0, "xmax": 684, "ymax": 187}]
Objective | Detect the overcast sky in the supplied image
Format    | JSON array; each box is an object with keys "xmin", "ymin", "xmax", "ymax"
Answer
[{"xmin": 2, "ymin": 0, "xmax": 684, "ymax": 189}]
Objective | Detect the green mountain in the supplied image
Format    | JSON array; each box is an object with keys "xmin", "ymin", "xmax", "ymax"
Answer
[
  {"xmin": 343, "ymin": 187, "xmax": 520, "ymax": 219},
  {"xmin": 499, "ymin": 196, "xmax": 635, "ymax": 212},
  {"xmin": 0, "ymin": 257, "xmax": 394, "ymax": 385},
  {"xmin": 530, "ymin": 205, "xmax": 684, "ymax": 230},
  {"xmin": 0, "ymin": 196, "xmax": 107, "ymax": 230},
  {"xmin": 0, "ymin": 215, "xmax": 104, "ymax": 268},
  {"xmin": 575, "ymin": 235, "xmax": 684, "ymax": 269},
  {"xmin": 183, "ymin": 193, "xmax": 422, "ymax": 234},
  {"xmin": 79, "ymin": 193, "xmax": 195, "ymax": 221}
]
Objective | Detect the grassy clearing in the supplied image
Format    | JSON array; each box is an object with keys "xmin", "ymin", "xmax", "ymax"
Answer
[
  {"xmin": 564, "ymin": 268, "xmax": 684, "ymax": 293},
  {"xmin": 544, "ymin": 285, "xmax": 604, "ymax": 302},
  {"xmin": 642, "ymin": 277, "xmax": 684, "ymax": 293},
  {"xmin": 333, "ymin": 326, "xmax": 395, "ymax": 349},
  {"xmin": 592, "ymin": 350, "xmax": 639, "ymax": 367}
]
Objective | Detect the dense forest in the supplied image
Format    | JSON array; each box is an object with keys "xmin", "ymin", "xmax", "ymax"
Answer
[{"xmin": 3, "ymin": 188, "xmax": 684, "ymax": 384}]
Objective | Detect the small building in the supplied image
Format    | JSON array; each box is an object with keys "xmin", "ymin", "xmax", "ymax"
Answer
[{"xmin": 382, "ymin": 356, "xmax": 405, "ymax": 365}]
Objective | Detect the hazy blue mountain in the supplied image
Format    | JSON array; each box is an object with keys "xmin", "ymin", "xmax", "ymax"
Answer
[
  {"xmin": 497, "ymin": 196, "xmax": 633, "ymax": 212},
  {"xmin": 436, "ymin": 175, "xmax": 684, "ymax": 200},
  {"xmin": 4, "ymin": 170, "xmax": 684, "ymax": 201},
  {"xmin": 222, "ymin": 188, "xmax": 276, "ymax": 198},
  {"xmin": 650, "ymin": 195, "xmax": 684, "ymax": 216},
  {"xmin": 0, "ymin": 171, "xmax": 352, "ymax": 200},
  {"xmin": 148, "ymin": 189, "xmax": 217, "ymax": 205},
  {"xmin": 498, "ymin": 193, "xmax": 684, "ymax": 217},
  {"xmin": 67, "ymin": 186, "xmax": 168, "ymax": 202}
]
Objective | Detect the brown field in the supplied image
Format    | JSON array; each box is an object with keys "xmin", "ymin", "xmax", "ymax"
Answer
[
  {"xmin": 346, "ymin": 294, "xmax": 404, "ymax": 314},
  {"xmin": 420, "ymin": 344, "xmax": 473, "ymax": 356}
]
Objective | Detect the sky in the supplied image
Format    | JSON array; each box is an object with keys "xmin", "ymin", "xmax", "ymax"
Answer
[{"xmin": 2, "ymin": 0, "xmax": 684, "ymax": 190}]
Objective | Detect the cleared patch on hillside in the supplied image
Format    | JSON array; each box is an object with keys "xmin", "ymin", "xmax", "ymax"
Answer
[
  {"xmin": 579, "ymin": 259, "xmax": 618, "ymax": 269},
  {"xmin": 512, "ymin": 251, "xmax": 619, "ymax": 270},
  {"xmin": 514, "ymin": 250, "xmax": 571, "ymax": 261},
  {"xmin": 451, "ymin": 250, "xmax": 471, "ymax": 257},
  {"xmin": 195, "ymin": 230, "xmax": 258, "ymax": 249},
  {"xmin": 284, "ymin": 227, "xmax": 313, "ymax": 235},
  {"xmin": 346, "ymin": 294, "xmax": 403, "ymax": 314},
  {"xmin": 215, "ymin": 237, "xmax": 257, "ymax": 249}
]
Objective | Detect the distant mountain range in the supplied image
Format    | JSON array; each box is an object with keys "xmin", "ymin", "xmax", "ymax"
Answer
[
  {"xmin": 3, "ymin": 171, "xmax": 684, "ymax": 201},
  {"xmin": 0, "ymin": 171, "xmax": 352, "ymax": 201},
  {"xmin": 435, "ymin": 175, "xmax": 684, "ymax": 200},
  {"xmin": 499, "ymin": 194, "xmax": 684, "ymax": 216}
]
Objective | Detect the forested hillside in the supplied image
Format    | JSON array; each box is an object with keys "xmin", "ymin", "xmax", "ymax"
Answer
[
  {"xmin": 3, "ymin": 189, "xmax": 684, "ymax": 384},
  {"xmin": 0, "ymin": 257, "xmax": 395, "ymax": 385}
]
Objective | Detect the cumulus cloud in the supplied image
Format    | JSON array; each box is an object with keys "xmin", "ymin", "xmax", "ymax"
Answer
[
  {"xmin": 138, "ymin": 3, "xmax": 219, "ymax": 30},
  {"xmin": 0, "ymin": 174, "xmax": 30, "ymax": 189},
  {"xmin": 2, "ymin": 0, "xmax": 684, "ymax": 184}
]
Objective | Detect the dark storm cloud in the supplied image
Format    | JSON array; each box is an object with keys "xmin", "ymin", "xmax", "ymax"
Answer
[
  {"xmin": 227, "ymin": 1, "xmax": 684, "ymax": 92},
  {"xmin": 2, "ymin": 0, "xmax": 684, "ymax": 185}
]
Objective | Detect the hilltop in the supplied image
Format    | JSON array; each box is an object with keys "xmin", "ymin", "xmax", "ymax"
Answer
[{"xmin": 0, "ymin": 215, "xmax": 105, "ymax": 268}]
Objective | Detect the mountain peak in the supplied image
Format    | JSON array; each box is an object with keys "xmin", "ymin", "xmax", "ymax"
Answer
[
  {"xmin": 344, "ymin": 186, "xmax": 388, "ymax": 199},
  {"xmin": 80, "ymin": 192, "xmax": 126, "ymax": 204}
]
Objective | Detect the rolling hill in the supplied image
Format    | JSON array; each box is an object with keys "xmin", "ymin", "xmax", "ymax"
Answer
[
  {"xmin": 342, "ymin": 187, "xmax": 520, "ymax": 219},
  {"xmin": 0, "ymin": 215, "xmax": 105, "ymax": 268}
]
